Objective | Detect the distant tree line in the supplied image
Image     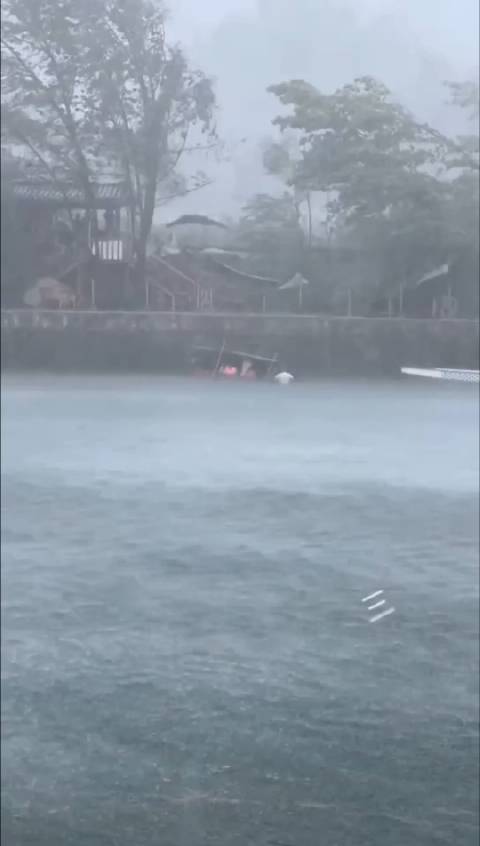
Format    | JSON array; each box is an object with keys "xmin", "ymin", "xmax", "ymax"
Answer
[
  {"xmin": 1, "ymin": 0, "xmax": 478, "ymax": 314},
  {"xmin": 238, "ymin": 76, "xmax": 478, "ymax": 314}
]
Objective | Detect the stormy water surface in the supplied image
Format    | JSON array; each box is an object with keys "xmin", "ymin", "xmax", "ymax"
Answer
[{"xmin": 1, "ymin": 375, "xmax": 478, "ymax": 846}]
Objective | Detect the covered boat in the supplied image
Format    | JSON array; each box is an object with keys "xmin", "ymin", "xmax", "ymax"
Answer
[
  {"xmin": 401, "ymin": 367, "xmax": 479, "ymax": 383},
  {"xmin": 191, "ymin": 343, "xmax": 278, "ymax": 380}
]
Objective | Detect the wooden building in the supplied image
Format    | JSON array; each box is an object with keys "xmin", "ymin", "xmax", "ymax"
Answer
[
  {"xmin": 146, "ymin": 215, "xmax": 280, "ymax": 312},
  {"xmin": 146, "ymin": 250, "xmax": 280, "ymax": 313},
  {"xmin": 3, "ymin": 179, "xmax": 133, "ymax": 309},
  {"xmin": 371, "ymin": 253, "xmax": 479, "ymax": 319}
]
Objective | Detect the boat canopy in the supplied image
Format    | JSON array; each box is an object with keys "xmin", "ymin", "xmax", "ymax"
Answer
[{"xmin": 192, "ymin": 344, "xmax": 278, "ymax": 376}]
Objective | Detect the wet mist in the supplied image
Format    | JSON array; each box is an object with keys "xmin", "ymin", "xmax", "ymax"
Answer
[{"xmin": 165, "ymin": 0, "xmax": 479, "ymax": 218}]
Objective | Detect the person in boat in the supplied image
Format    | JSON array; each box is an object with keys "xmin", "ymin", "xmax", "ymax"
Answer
[
  {"xmin": 240, "ymin": 359, "xmax": 257, "ymax": 380},
  {"xmin": 274, "ymin": 371, "xmax": 294, "ymax": 385},
  {"xmin": 221, "ymin": 365, "xmax": 238, "ymax": 378}
]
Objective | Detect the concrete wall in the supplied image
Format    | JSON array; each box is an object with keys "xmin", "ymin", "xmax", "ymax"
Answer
[{"xmin": 2, "ymin": 309, "xmax": 479, "ymax": 376}]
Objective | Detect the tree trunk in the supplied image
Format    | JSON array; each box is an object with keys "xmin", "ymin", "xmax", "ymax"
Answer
[
  {"xmin": 306, "ymin": 192, "xmax": 313, "ymax": 249},
  {"xmin": 134, "ymin": 166, "xmax": 157, "ymax": 291}
]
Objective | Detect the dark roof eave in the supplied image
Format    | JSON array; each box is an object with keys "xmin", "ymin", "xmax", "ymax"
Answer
[
  {"xmin": 166, "ymin": 214, "xmax": 228, "ymax": 229},
  {"xmin": 6, "ymin": 181, "xmax": 129, "ymax": 210},
  {"xmin": 209, "ymin": 258, "xmax": 280, "ymax": 287},
  {"xmin": 193, "ymin": 345, "xmax": 277, "ymax": 364}
]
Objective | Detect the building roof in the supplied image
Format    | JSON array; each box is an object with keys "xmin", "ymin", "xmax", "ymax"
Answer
[
  {"xmin": 279, "ymin": 272, "xmax": 310, "ymax": 290},
  {"xmin": 7, "ymin": 180, "xmax": 129, "ymax": 209},
  {"xmin": 208, "ymin": 257, "xmax": 280, "ymax": 288},
  {"xmin": 414, "ymin": 264, "xmax": 449, "ymax": 288},
  {"xmin": 193, "ymin": 346, "xmax": 277, "ymax": 365},
  {"xmin": 166, "ymin": 214, "xmax": 228, "ymax": 229}
]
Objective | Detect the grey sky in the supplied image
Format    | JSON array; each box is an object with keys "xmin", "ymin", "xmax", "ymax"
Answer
[
  {"xmin": 163, "ymin": 0, "xmax": 478, "ymax": 220},
  {"xmin": 172, "ymin": 0, "xmax": 478, "ymax": 70}
]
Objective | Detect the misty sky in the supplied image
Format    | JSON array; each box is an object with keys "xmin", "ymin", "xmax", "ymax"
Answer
[
  {"xmin": 173, "ymin": 0, "xmax": 478, "ymax": 69},
  {"xmin": 163, "ymin": 0, "xmax": 479, "ymax": 221}
]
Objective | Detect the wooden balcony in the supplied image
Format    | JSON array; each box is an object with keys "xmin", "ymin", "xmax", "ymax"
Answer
[{"xmin": 90, "ymin": 234, "xmax": 133, "ymax": 263}]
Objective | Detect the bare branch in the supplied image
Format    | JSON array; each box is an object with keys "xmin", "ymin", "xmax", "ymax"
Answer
[{"xmin": 155, "ymin": 176, "xmax": 213, "ymax": 207}]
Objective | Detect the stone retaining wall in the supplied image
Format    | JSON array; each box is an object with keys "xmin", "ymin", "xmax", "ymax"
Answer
[{"xmin": 2, "ymin": 309, "xmax": 478, "ymax": 376}]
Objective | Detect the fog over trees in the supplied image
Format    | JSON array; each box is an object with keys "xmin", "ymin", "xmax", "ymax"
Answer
[{"xmin": 1, "ymin": 0, "xmax": 478, "ymax": 308}]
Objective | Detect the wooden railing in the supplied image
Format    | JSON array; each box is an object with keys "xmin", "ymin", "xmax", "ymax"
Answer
[{"xmin": 90, "ymin": 234, "xmax": 133, "ymax": 263}]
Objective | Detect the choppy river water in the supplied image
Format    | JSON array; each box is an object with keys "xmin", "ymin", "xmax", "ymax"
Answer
[{"xmin": 1, "ymin": 374, "xmax": 478, "ymax": 845}]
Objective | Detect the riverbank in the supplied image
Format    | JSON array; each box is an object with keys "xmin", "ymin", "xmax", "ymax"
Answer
[{"xmin": 2, "ymin": 310, "xmax": 479, "ymax": 376}]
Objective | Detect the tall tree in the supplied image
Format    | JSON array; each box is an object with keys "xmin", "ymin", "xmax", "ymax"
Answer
[
  {"xmin": 445, "ymin": 80, "xmax": 479, "ymax": 122},
  {"xmin": 267, "ymin": 76, "xmax": 454, "ymax": 295},
  {"xmin": 262, "ymin": 133, "xmax": 314, "ymax": 246},
  {"xmin": 268, "ymin": 77, "xmax": 447, "ymax": 225},
  {"xmin": 237, "ymin": 192, "xmax": 305, "ymax": 280},
  {"xmin": 1, "ymin": 0, "xmax": 216, "ymax": 284},
  {"xmin": 1, "ymin": 0, "xmax": 100, "ymax": 205},
  {"xmin": 83, "ymin": 0, "xmax": 216, "ymax": 284},
  {"xmin": 442, "ymin": 78, "xmax": 479, "ymax": 314}
]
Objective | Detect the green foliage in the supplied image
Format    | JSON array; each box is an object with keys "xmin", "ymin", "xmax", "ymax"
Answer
[
  {"xmin": 1, "ymin": 0, "xmax": 98, "ymax": 199},
  {"xmin": 1, "ymin": 0, "xmax": 216, "ymax": 282},
  {"xmin": 268, "ymin": 76, "xmax": 447, "ymax": 221},
  {"xmin": 266, "ymin": 75, "xmax": 478, "ymax": 308},
  {"xmin": 445, "ymin": 80, "xmax": 479, "ymax": 121},
  {"xmin": 237, "ymin": 192, "xmax": 305, "ymax": 280},
  {"xmin": 0, "ymin": 189, "xmax": 34, "ymax": 306},
  {"xmin": 240, "ymin": 192, "xmax": 300, "ymax": 230},
  {"xmin": 443, "ymin": 78, "xmax": 479, "ymax": 253},
  {"xmin": 83, "ymin": 2, "xmax": 215, "ymax": 237},
  {"xmin": 443, "ymin": 80, "xmax": 479, "ymax": 173}
]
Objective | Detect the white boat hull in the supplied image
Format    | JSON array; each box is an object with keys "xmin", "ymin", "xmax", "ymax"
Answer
[{"xmin": 401, "ymin": 367, "xmax": 480, "ymax": 383}]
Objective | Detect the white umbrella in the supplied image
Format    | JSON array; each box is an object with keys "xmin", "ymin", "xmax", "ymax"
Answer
[
  {"xmin": 274, "ymin": 371, "xmax": 295, "ymax": 385},
  {"xmin": 279, "ymin": 273, "xmax": 310, "ymax": 309},
  {"xmin": 278, "ymin": 272, "xmax": 310, "ymax": 290}
]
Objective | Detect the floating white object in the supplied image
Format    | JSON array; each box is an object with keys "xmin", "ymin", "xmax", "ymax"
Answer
[
  {"xmin": 369, "ymin": 607, "xmax": 396, "ymax": 623},
  {"xmin": 362, "ymin": 590, "xmax": 384, "ymax": 603},
  {"xmin": 361, "ymin": 589, "xmax": 395, "ymax": 623},
  {"xmin": 401, "ymin": 367, "xmax": 479, "ymax": 383},
  {"xmin": 274, "ymin": 371, "xmax": 294, "ymax": 385}
]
